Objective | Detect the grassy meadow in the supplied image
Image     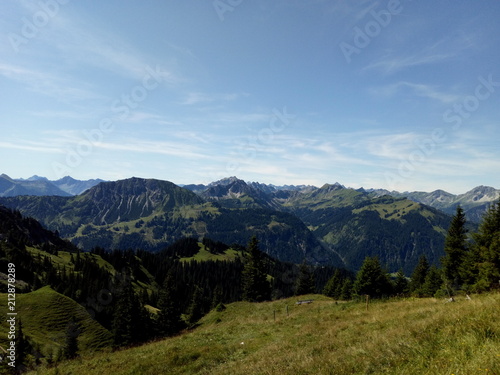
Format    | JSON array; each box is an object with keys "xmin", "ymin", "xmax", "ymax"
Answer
[
  {"xmin": 0, "ymin": 287, "xmax": 112, "ymax": 358},
  {"xmin": 25, "ymin": 292, "xmax": 500, "ymax": 375}
]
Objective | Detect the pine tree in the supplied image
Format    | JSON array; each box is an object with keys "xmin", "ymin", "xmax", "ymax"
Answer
[
  {"xmin": 393, "ymin": 269, "xmax": 409, "ymax": 296},
  {"xmin": 421, "ymin": 266, "xmax": 443, "ymax": 297},
  {"xmin": 471, "ymin": 200, "xmax": 500, "ymax": 291},
  {"xmin": 323, "ymin": 269, "xmax": 342, "ymax": 299},
  {"xmin": 156, "ymin": 272, "xmax": 184, "ymax": 337},
  {"xmin": 442, "ymin": 205, "xmax": 468, "ymax": 290},
  {"xmin": 241, "ymin": 236, "xmax": 271, "ymax": 302},
  {"xmin": 295, "ymin": 261, "xmax": 316, "ymax": 296},
  {"xmin": 112, "ymin": 282, "xmax": 135, "ymax": 347},
  {"xmin": 62, "ymin": 319, "xmax": 80, "ymax": 359},
  {"xmin": 353, "ymin": 257, "xmax": 392, "ymax": 298},
  {"xmin": 211, "ymin": 284, "xmax": 224, "ymax": 310},
  {"xmin": 187, "ymin": 285, "xmax": 205, "ymax": 326},
  {"xmin": 112, "ymin": 278, "xmax": 150, "ymax": 346},
  {"xmin": 410, "ymin": 255, "xmax": 430, "ymax": 296},
  {"xmin": 16, "ymin": 320, "xmax": 31, "ymax": 367},
  {"xmin": 340, "ymin": 278, "xmax": 353, "ymax": 300}
]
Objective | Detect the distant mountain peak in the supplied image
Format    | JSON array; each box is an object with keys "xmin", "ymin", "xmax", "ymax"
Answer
[
  {"xmin": 430, "ymin": 189, "xmax": 452, "ymax": 195},
  {"xmin": 26, "ymin": 175, "xmax": 49, "ymax": 181},
  {"xmin": 0, "ymin": 175, "xmax": 105, "ymax": 196},
  {"xmin": 53, "ymin": 176, "xmax": 105, "ymax": 195},
  {"xmin": 320, "ymin": 182, "xmax": 345, "ymax": 191},
  {"xmin": 459, "ymin": 185, "xmax": 499, "ymax": 204},
  {"xmin": 0, "ymin": 174, "xmax": 14, "ymax": 182},
  {"xmin": 468, "ymin": 185, "xmax": 496, "ymax": 193},
  {"xmin": 56, "ymin": 176, "xmax": 78, "ymax": 183},
  {"xmin": 203, "ymin": 177, "xmax": 253, "ymax": 198},
  {"xmin": 208, "ymin": 176, "xmax": 245, "ymax": 187}
]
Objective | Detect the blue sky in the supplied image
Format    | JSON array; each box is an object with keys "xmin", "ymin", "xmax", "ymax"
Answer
[{"xmin": 1, "ymin": 0, "xmax": 500, "ymax": 193}]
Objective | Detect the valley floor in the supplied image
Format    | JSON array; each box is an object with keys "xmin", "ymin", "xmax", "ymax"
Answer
[{"xmin": 28, "ymin": 293, "xmax": 500, "ymax": 375}]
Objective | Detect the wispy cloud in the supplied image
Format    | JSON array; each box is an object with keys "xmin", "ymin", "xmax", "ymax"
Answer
[
  {"xmin": 28, "ymin": 110, "xmax": 95, "ymax": 120},
  {"xmin": 119, "ymin": 111, "xmax": 183, "ymax": 126},
  {"xmin": 35, "ymin": 9, "xmax": 181, "ymax": 84},
  {"xmin": 178, "ymin": 91, "xmax": 249, "ymax": 106},
  {"xmin": 363, "ymin": 31, "xmax": 478, "ymax": 74},
  {"xmin": 38, "ymin": 128, "xmax": 210, "ymax": 160},
  {"xmin": 363, "ymin": 53, "xmax": 452, "ymax": 75},
  {"xmin": 371, "ymin": 81, "xmax": 460, "ymax": 104},
  {"xmin": 0, "ymin": 140, "xmax": 64, "ymax": 154},
  {"xmin": 0, "ymin": 63, "xmax": 107, "ymax": 102},
  {"xmin": 94, "ymin": 140, "xmax": 208, "ymax": 160},
  {"xmin": 367, "ymin": 133, "xmax": 418, "ymax": 158}
]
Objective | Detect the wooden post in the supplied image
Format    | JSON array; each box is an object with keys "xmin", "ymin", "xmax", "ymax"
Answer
[{"xmin": 365, "ymin": 294, "xmax": 369, "ymax": 311}]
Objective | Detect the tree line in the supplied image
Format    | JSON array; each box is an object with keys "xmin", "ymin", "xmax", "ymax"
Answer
[{"xmin": 322, "ymin": 200, "xmax": 500, "ymax": 299}]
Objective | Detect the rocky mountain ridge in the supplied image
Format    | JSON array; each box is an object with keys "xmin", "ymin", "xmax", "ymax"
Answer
[
  {"xmin": 0, "ymin": 174, "xmax": 104, "ymax": 197},
  {"xmin": 5, "ymin": 173, "xmax": 497, "ymax": 218},
  {"xmin": 366, "ymin": 185, "xmax": 499, "ymax": 222}
]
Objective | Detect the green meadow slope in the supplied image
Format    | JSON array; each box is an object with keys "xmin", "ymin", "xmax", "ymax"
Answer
[
  {"xmin": 0, "ymin": 287, "xmax": 112, "ymax": 358},
  {"xmin": 27, "ymin": 293, "xmax": 500, "ymax": 375}
]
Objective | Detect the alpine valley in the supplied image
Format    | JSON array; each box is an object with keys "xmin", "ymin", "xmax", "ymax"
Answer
[{"xmin": 1, "ymin": 175, "xmax": 498, "ymax": 274}]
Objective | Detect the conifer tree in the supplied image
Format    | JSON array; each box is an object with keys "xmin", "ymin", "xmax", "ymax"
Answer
[
  {"xmin": 112, "ymin": 282, "xmax": 135, "ymax": 347},
  {"xmin": 353, "ymin": 257, "xmax": 392, "ymax": 298},
  {"xmin": 442, "ymin": 205, "xmax": 468, "ymax": 290},
  {"xmin": 187, "ymin": 285, "xmax": 205, "ymax": 326},
  {"xmin": 421, "ymin": 266, "xmax": 443, "ymax": 297},
  {"xmin": 211, "ymin": 284, "xmax": 224, "ymax": 310},
  {"xmin": 393, "ymin": 269, "xmax": 409, "ymax": 296},
  {"xmin": 241, "ymin": 236, "xmax": 271, "ymax": 302},
  {"xmin": 62, "ymin": 319, "xmax": 80, "ymax": 359},
  {"xmin": 112, "ymin": 278, "xmax": 150, "ymax": 346},
  {"xmin": 323, "ymin": 269, "xmax": 342, "ymax": 299},
  {"xmin": 295, "ymin": 261, "xmax": 316, "ymax": 296},
  {"xmin": 471, "ymin": 200, "xmax": 500, "ymax": 290},
  {"xmin": 410, "ymin": 255, "xmax": 430, "ymax": 296},
  {"xmin": 156, "ymin": 272, "xmax": 184, "ymax": 337},
  {"xmin": 16, "ymin": 320, "xmax": 31, "ymax": 367},
  {"xmin": 340, "ymin": 278, "xmax": 353, "ymax": 300}
]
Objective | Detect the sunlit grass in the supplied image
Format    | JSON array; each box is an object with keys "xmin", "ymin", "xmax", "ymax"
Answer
[
  {"xmin": 0, "ymin": 287, "xmax": 112, "ymax": 358},
  {"xmin": 27, "ymin": 293, "xmax": 500, "ymax": 375},
  {"xmin": 179, "ymin": 246, "xmax": 242, "ymax": 262}
]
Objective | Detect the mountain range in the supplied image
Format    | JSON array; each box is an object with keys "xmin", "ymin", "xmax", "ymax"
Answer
[
  {"xmin": 366, "ymin": 186, "xmax": 500, "ymax": 223},
  {"xmin": 3, "ymin": 173, "xmax": 498, "ymax": 223},
  {"xmin": 0, "ymin": 177, "xmax": 340, "ymax": 267},
  {"xmin": 0, "ymin": 174, "xmax": 105, "ymax": 197},
  {"xmin": 2, "ymin": 175, "xmax": 496, "ymax": 273}
]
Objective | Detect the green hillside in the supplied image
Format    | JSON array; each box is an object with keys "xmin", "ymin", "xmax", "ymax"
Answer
[
  {"xmin": 26, "ymin": 293, "xmax": 500, "ymax": 375},
  {"xmin": 0, "ymin": 286, "xmax": 112, "ymax": 358}
]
